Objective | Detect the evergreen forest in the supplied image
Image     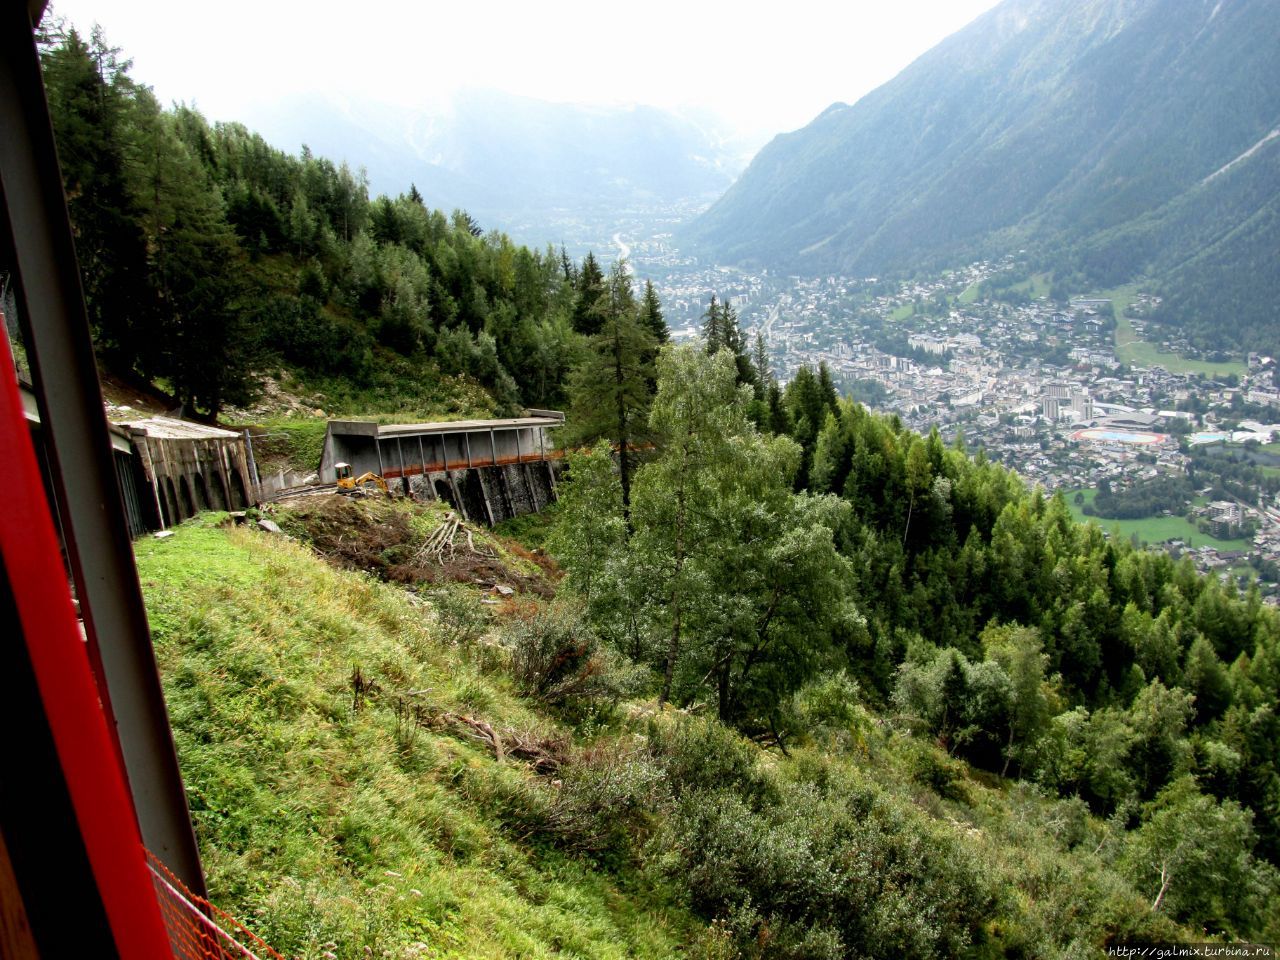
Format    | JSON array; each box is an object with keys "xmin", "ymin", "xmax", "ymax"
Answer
[{"xmin": 34, "ymin": 23, "xmax": 628, "ymax": 421}]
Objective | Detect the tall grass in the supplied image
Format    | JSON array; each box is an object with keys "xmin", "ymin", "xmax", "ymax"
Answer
[{"xmin": 136, "ymin": 520, "xmax": 693, "ymax": 958}]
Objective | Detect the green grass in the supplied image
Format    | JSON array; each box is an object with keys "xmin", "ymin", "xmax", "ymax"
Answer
[
  {"xmin": 1064, "ymin": 488, "xmax": 1249, "ymax": 551},
  {"xmin": 247, "ymin": 417, "xmax": 330, "ymax": 474},
  {"xmin": 1011, "ymin": 272, "xmax": 1053, "ymax": 299},
  {"xmin": 135, "ymin": 519, "xmax": 694, "ymax": 958},
  {"xmin": 1114, "ymin": 315, "xmax": 1245, "ymax": 377},
  {"xmin": 1101, "ymin": 283, "xmax": 1142, "ymax": 318},
  {"xmin": 492, "ymin": 501, "xmax": 562, "ymax": 551},
  {"xmin": 300, "ymin": 361, "xmax": 499, "ymax": 423},
  {"xmin": 1105, "ymin": 284, "xmax": 1246, "ymax": 377},
  {"xmin": 889, "ymin": 302, "xmax": 914, "ymax": 321},
  {"xmin": 957, "ymin": 281, "xmax": 981, "ymax": 305}
]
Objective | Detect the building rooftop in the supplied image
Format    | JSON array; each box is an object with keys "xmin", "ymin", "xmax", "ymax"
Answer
[
  {"xmin": 118, "ymin": 416, "xmax": 241, "ymax": 441},
  {"xmin": 329, "ymin": 414, "xmax": 564, "ymax": 438}
]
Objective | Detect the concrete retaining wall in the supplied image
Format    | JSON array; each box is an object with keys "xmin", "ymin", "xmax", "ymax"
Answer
[{"xmin": 400, "ymin": 461, "xmax": 556, "ymax": 525}]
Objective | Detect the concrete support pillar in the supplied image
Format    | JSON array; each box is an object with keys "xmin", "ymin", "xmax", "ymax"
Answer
[
  {"xmin": 477, "ymin": 469, "xmax": 496, "ymax": 527},
  {"xmin": 447, "ymin": 470, "xmax": 463, "ymax": 518}
]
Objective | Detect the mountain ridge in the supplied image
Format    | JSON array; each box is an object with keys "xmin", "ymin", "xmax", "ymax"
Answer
[{"xmin": 682, "ymin": 0, "xmax": 1280, "ymax": 349}]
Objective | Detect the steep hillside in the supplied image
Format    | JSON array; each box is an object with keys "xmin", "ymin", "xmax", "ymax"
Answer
[
  {"xmin": 137, "ymin": 512, "xmax": 1229, "ymax": 959},
  {"xmin": 683, "ymin": 0, "xmax": 1280, "ymax": 349},
  {"xmin": 136, "ymin": 518, "xmax": 693, "ymax": 957}
]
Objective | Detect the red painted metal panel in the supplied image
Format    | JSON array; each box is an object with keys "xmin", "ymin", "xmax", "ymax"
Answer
[{"xmin": 0, "ymin": 334, "xmax": 173, "ymax": 955}]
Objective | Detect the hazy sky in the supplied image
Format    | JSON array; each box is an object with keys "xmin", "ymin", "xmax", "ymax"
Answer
[{"xmin": 48, "ymin": 0, "xmax": 1001, "ymax": 141}]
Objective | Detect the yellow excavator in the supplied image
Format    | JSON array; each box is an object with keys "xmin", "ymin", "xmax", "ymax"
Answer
[{"xmin": 334, "ymin": 462, "xmax": 389, "ymax": 496}]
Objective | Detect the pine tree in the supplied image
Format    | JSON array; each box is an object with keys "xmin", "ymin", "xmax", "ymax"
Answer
[
  {"xmin": 784, "ymin": 365, "xmax": 837, "ymax": 489},
  {"xmin": 766, "ymin": 381, "xmax": 790, "ymax": 435},
  {"xmin": 559, "ymin": 246, "xmax": 576, "ymax": 283},
  {"xmin": 818, "ymin": 361, "xmax": 840, "ymax": 409},
  {"xmin": 720, "ymin": 299, "xmax": 742, "ymax": 356},
  {"xmin": 453, "ymin": 209, "xmax": 483, "ymax": 237},
  {"xmin": 572, "ymin": 252, "xmax": 606, "ymax": 335},
  {"xmin": 563, "ymin": 263, "xmax": 657, "ymax": 520},
  {"xmin": 701, "ymin": 294, "xmax": 723, "ymax": 352},
  {"xmin": 703, "ymin": 294, "xmax": 759, "ymax": 389},
  {"xmin": 722, "ymin": 299, "xmax": 759, "ymax": 389},
  {"xmin": 41, "ymin": 26, "xmax": 156, "ymax": 375},
  {"xmin": 753, "ymin": 332, "xmax": 771, "ymax": 396},
  {"xmin": 639, "ymin": 280, "xmax": 668, "ymax": 344},
  {"xmin": 128, "ymin": 90, "xmax": 259, "ymax": 418}
]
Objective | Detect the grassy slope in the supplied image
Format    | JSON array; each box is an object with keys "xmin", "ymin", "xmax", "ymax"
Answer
[
  {"xmin": 1105, "ymin": 284, "xmax": 1245, "ymax": 377},
  {"xmin": 136, "ymin": 520, "xmax": 691, "ymax": 959},
  {"xmin": 1011, "ymin": 273, "xmax": 1053, "ymax": 299},
  {"xmin": 136, "ymin": 511, "xmax": 1214, "ymax": 958},
  {"xmin": 1114, "ymin": 314, "xmax": 1245, "ymax": 378},
  {"xmin": 1064, "ymin": 487, "xmax": 1249, "ymax": 551}
]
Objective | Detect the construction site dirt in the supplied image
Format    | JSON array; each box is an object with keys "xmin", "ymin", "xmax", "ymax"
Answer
[{"xmin": 269, "ymin": 494, "xmax": 555, "ymax": 597}]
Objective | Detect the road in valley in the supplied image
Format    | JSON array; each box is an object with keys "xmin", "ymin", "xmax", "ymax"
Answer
[
  {"xmin": 612, "ymin": 233, "xmax": 634, "ymax": 274},
  {"xmin": 755, "ymin": 299, "xmax": 782, "ymax": 340}
]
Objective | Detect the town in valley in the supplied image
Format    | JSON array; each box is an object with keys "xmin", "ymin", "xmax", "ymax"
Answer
[{"xmin": 549, "ymin": 211, "xmax": 1280, "ymax": 597}]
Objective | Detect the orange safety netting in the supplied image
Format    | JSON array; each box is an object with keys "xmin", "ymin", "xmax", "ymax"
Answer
[{"xmin": 145, "ymin": 849, "xmax": 288, "ymax": 960}]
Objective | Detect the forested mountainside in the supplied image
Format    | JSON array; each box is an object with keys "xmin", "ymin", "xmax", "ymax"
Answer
[
  {"xmin": 136, "ymin": 340, "xmax": 1280, "ymax": 958},
  {"xmin": 38, "ymin": 23, "xmax": 660, "ymax": 421},
  {"xmin": 556, "ymin": 341, "xmax": 1280, "ymax": 861},
  {"xmin": 682, "ymin": 0, "xmax": 1280, "ymax": 352}
]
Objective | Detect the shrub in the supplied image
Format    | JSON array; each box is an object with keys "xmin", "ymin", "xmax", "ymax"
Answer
[
  {"xmin": 906, "ymin": 742, "xmax": 971, "ymax": 804},
  {"xmin": 789, "ymin": 671, "xmax": 875, "ymax": 752},
  {"xmin": 654, "ymin": 774, "xmax": 997, "ymax": 960},
  {"xmin": 647, "ymin": 715, "xmax": 774, "ymax": 806},
  {"xmin": 505, "ymin": 601, "xmax": 641, "ymax": 706},
  {"xmin": 427, "ymin": 583, "xmax": 490, "ymax": 649},
  {"xmin": 541, "ymin": 742, "xmax": 664, "ymax": 857}
]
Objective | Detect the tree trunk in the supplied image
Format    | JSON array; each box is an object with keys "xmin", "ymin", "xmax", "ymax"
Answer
[
  {"xmin": 717, "ymin": 660, "xmax": 731, "ymax": 723},
  {"xmin": 661, "ymin": 599, "xmax": 680, "ymax": 706},
  {"xmin": 659, "ymin": 470, "xmax": 688, "ymax": 706},
  {"xmin": 1001, "ymin": 725, "xmax": 1015, "ymax": 778},
  {"xmin": 1151, "ymin": 863, "xmax": 1172, "ymax": 913},
  {"xmin": 614, "ymin": 324, "xmax": 632, "ymax": 527}
]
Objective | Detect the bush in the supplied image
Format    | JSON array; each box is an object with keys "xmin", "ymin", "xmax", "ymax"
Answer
[
  {"xmin": 541, "ymin": 742, "xmax": 664, "ymax": 857},
  {"xmin": 653, "ymin": 772, "xmax": 996, "ymax": 960},
  {"xmin": 427, "ymin": 583, "xmax": 490, "ymax": 650},
  {"xmin": 505, "ymin": 601, "xmax": 643, "ymax": 707},
  {"xmin": 906, "ymin": 742, "xmax": 971, "ymax": 803},
  {"xmin": 647, "ymin": 715, "xmax": 773, "ymax": 806},
  {"xmin": 789, "ymin": 671, "xmax": 874, "ymax": 752}
]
